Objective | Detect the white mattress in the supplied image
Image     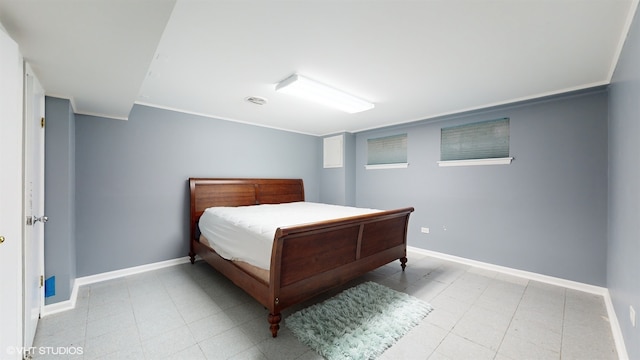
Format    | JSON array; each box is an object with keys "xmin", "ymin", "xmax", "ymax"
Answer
[{"xmin": 198, "ymin": 202, "xmax": 381, "ymax": 270}]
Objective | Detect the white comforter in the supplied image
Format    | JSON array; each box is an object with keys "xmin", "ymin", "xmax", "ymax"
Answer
[{"xmin": 198, "ymin": 202, "xmax": 381, "ymax": 270}]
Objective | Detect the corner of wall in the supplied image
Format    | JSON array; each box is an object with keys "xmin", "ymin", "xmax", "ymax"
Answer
[
  {"xmin": 319, "ymin": 132, "xmax": 357, "ymax": 206},
  {"xmin": 69, "ymin": 102, "xmax": 77, "ymax": 287},
  {"xmin": 344, "ymin": 132, "xmax": 356, "ymax": 206}
]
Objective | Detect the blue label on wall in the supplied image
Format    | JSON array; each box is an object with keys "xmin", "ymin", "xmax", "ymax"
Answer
[{"xmin": 44, "ymin": 276, "xmax": 55, "ymax": 297}]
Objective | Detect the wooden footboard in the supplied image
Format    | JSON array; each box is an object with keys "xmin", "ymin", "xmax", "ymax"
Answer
[
  {"xmin": 188, "ymin": 178, "xmax": 414, "ymax": 337},
  {"xmin": 271, "ymin": 208, "xmax": 412, "ymax": 308},
  {"xmin": 266, "ymin": 207, "xmax": 413, "ymax": 336}
]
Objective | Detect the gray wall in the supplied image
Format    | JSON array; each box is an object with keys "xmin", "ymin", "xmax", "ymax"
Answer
[
  {"xmin": 608, "ymin": 5, "xmax": 640, "ymax": 358},
  {"xmin": 354, "ymin": 89, "xmax": 609, "ymax": 286},
  {"xmin": 44, "ymin": 97, "xmax": 76, "ymax": 304},
  {"xmin": 73, "ymin": 105, "xmax": 320, "ymax": 277}
]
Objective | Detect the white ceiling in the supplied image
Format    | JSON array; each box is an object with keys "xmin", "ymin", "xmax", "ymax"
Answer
[{"xmin": 0, "ymin": 0, "xmax": 637, "ymax": 136}]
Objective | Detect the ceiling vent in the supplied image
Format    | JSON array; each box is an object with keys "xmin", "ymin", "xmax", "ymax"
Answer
[{"xmin": 245, "ymin": 96, "xmax": 267, "ymax": 105}]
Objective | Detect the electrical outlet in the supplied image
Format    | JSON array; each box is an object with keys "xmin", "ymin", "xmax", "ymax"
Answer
[
  {"xmin": 631, "ymin": 306, "xmax": 636, "ymax": 328},
  {"xmin": 420, "ymin": 227, "xmax": 430, "ymax": 234}
]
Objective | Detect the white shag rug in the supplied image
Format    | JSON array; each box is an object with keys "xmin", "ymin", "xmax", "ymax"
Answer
[{"xmin": 285, "ymin": 281, "xmax": 433, "ymax": 360}]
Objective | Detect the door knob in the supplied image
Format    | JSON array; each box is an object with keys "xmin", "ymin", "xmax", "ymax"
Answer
[{"xmin": 0, "ymin": 236, "xmax": 4, "ymax": 244}]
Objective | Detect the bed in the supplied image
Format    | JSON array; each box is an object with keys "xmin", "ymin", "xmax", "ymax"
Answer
[{"xmin": 188, "ymin": 178, "xmax": 414, "ymax": 337}]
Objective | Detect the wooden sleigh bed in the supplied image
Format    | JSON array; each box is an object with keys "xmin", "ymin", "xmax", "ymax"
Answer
[{"xmin": 188, "ymin": 178, "xmax": 414, "ymax": 337}]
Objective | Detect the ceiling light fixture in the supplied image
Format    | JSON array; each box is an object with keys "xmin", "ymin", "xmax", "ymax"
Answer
[{"xmin": 275, "ymin": 74, "xmax": 374, "ymax": 113}]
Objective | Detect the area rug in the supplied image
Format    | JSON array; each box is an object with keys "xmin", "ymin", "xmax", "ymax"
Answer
[{"xmin": 285, "ymin": 281, "xmax": 433, "ymax": 360}]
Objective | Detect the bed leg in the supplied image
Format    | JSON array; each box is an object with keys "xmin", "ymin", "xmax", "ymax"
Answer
[
  {"xmin": 268, "ymin": 313, "xmax": 281, "ymax": 337},
  {"xmin": 400, "ymin": 256, "xmax": 407, "ymax": 271},
  {"xmin": 189, "ymin": 251, "xmax": 195, "ymax": 264}
]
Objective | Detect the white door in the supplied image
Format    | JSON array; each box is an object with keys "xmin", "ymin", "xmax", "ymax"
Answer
[
  {"xmin": 0, "ymin": 28, "xmax": 25, "ymax": 360},
  {"xmin": 23, "ymin": 63, "xmax": 45, "ymax": 350}
]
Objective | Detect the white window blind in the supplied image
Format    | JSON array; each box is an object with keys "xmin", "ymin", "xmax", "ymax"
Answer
[
  {"xmin": 367, "ymin": 134, "xmax": 407, "ymax": 167},
  {"xmin": 440, "ymin": 118, "xmax": 510, "ymax": 162}
]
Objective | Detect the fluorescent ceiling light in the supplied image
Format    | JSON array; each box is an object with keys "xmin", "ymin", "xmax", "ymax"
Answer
[{"xmin": 275, "ymin": 74, "xmax": 374, "ymax": 113}]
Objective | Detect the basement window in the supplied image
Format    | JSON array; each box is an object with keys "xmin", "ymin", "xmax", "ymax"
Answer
[
  {"xmin": 366, "ymin": 133, "xmax": 408, "ymax": 170},
  {"xmin": 438, "ymin": 118, "xmax": 513, "ymax": 167}
]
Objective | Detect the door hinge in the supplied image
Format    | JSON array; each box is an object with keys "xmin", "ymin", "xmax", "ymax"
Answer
[
  {"xmin": 41, "ymin": 117, "xmax": 45, "ymax": 128},
  {"xmin": 40, "ymin": 275, "xmax": 44, "ymax": 288}
]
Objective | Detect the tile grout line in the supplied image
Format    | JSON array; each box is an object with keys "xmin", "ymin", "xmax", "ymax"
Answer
[
  {"xmin": 490, "ymin": 278, "xmax": 529, "ymax": 360},
  {"xmin": 558, "ymin": 288, "xmax": 567, "ymax": 359}
]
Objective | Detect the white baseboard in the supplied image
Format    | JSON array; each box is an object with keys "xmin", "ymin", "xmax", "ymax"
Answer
[
  {"xmin": 40, "ymin": 283, "xmax": 79, "ymax": 317},
  {"xmin": 603, "ymin": 292, "xmax": 629, "ymax": 360},
  {"xmin": 408, "ymin": 246, "xmax": 607, "ymax": 295},
  {"xmin": 41, "ymin": 256, "xmax": 192, "ymax": 317},
  {"xmin": 408, "ymin": 246, "xmax": 627, "ymax": 360}
]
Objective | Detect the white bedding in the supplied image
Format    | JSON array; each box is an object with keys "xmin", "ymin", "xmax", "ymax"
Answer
[{"xmin": 198, "ymin": 202, "xmax": 381, "ymax": 270}]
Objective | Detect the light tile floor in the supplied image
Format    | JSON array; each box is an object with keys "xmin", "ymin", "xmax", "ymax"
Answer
[{"xmin": 32, "ymin": 251, "xmax": 618, "ymax": 359}]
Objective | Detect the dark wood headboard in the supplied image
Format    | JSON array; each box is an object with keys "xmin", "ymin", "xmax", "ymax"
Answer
[{"xmin": 188, "ymin": 178, "xmax": 305, "ymax": 239}]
